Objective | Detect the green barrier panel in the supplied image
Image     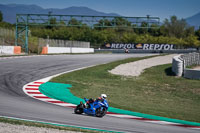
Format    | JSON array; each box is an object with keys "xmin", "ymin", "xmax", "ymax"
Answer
[{"xmin": 39, "ymin": 82, "xmax": 200, "ymax": 127}]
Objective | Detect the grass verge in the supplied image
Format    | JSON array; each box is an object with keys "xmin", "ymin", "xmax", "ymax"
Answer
[
  {"xmin": 51, "ymin": 56, "xmax": 200, "ymax": 123},
  {"xmin": 0, "ymin": 117, "xmax": 105, "ymax": 133}
]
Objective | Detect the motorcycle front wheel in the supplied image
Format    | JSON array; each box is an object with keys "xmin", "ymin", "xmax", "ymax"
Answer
[{"xmin": 95, "ymin": 107, "xmax": 107, "ymax": 117}]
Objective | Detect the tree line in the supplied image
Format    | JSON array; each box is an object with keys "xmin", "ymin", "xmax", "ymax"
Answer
[
  {"xmin": 0, "ymin": 10, "xmax": 200, "ymax": 50},
  {"xmin": 29, "ymin": 15, "xmax": 200, "ymax": 48}
]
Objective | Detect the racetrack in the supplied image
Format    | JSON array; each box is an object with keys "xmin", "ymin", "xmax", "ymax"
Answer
[{"xmin": 0, "ymin": 54, "xmax": 198, "ymax": 133}]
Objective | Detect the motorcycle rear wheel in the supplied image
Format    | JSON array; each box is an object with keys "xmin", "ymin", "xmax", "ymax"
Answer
[{"xmin": 74, "ymin": 104, "xmax": 84, "ymax": 114}]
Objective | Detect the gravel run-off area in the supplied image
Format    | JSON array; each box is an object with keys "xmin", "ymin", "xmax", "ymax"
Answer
[
  {"xmin": 0, "ymin": 122, "xmax": 82, "ymax": 133},
  {"xmin": 109, "ymin": 54, "xmax": 178, "ymax": 76},
  {"xmin": 193, "ymin": 66, "xmax": 200, "ymax": 70}
]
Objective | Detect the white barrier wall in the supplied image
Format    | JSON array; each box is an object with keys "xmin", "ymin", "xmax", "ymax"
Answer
[
  {"xmin": 42, "ymin": 47, "xmax": 94, "ymax": 54},
  {"xmin": 0, "ymin": 46, "xmax": 14, "ymax": 54},
  {"xmin": 0, "ymin": 46, "xmax": 21, "ymax": 55},
  {"xmin": 71, "ymin": 48, "xmax": 94, "ymax": 53},
  {"xmin": 47, "ymin": 47, "xmax": 71, "ymax": 54},
  {"xmin": 172, "ymin": 55, "xmax": 184, "ymax": 76}
]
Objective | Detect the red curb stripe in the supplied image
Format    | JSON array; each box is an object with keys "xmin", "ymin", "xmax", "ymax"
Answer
[
  {"xmin": 33, "ymin": 82, "xmax": 44, "ymax": 84},
  {"xmin": 27, "ymin": 92, "xmax": 42, "ymax": 94},
  {"xmin": 25, "ymin": 88, "xmax": 38, "ymax": 90},
  {"xmin": 66, "ymin": 106, "xmax": 76, "ymax": 108},
  {"xmin": 173, "ymin": 124, "xmax": 200, "ymax": 128},
  {"xmin": 106, "ymin": 112, "xmax": 119, "ymax": 115},
  {"xmin": 27, "ymin": 85, "xmax": 40, "ymax": 87},
  {"xmin": 130, "ymin": 118, "xmax": 159, "ymax": 121},
  {"xmin": 47, "ymin": 101, "xmax": 66, "ymax": 103},
  {"xmin": 33, "ymin": 96, "xmax": 49, "ymax": 98}
]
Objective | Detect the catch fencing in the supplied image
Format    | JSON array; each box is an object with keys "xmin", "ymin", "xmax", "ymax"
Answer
[{"xmin": 181, "ymin": 52, "xmax": 200, "ymax": 67}]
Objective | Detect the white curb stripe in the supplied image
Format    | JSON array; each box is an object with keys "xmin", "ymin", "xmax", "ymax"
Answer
[
  {"xmin": 25, "ymin": 90, "xmax": 40, "ymax": 92},
  {"xmin": 25, "ymin": 86, "xmax": 39, "ymax": 88},
  {"xmin": 28, "ymin": 94, "xmax": 44, "ymax": 96},
  {"xmin": 38, "ymin": 98, "xmax": 59, "ymax": 101},
  {"xmin": 146, "ymin": 121, "xmax": 182, "ymax": 125},
  {"xmin": 107, "ymin": 114, "xmax": 141, "ymax": 119},
  {"xmin": 53, "ymin": 103, "xmax": 76, "ymax": 106},
  {"xmin": 191, "ymin": 128, "xmax": 200, "ymax": 129}
]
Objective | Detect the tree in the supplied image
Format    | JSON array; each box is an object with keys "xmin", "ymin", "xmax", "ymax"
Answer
[
  {"xmin": 46, "ymin": 17, "xmax": 57, "ymax": 29},
  {"xmin": 184, "ymin": 35, "xmax": 200, "ymax": 47},
  {"xmin": 163, "ymin": 16, "xmax": 190, "ymax": 38},
  {"xmin": 0, "ymin": 11, "xmax": 3, "ymax": 22},
  {"xmin": 94, "ymin": 19, "xmax": 112, "ymax": 30},
  {"xmin": 112, "ymin": 17, "xmax": 131, "ymax": 27},
  {"xmin": 148, "ymin": 24, "xmax": 161, "ymax": 36},
  {"xmin": 195, "ymin": 29, "xmax": 200, "ymax": 40},
  {"xmin": 49, "ymin": 17, "xmax": 57, "ymax": 25},
  {"xmin": 138, "ymin": 22, "xmax": 148, "ymax": 34},
  {"xmin": 68, "ymin": 18, "xmax": 81, "ymax": 26}
]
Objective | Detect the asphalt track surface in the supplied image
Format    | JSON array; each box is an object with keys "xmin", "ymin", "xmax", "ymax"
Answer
[{"xmin": 0, "ymin": 54, "xmax": 198, "ymax": 133}]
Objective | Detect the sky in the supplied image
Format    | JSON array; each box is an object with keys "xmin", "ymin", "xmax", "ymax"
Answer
[{"xmin": 0, "ymin": 0, "xmax": 200, "ymax": 21}]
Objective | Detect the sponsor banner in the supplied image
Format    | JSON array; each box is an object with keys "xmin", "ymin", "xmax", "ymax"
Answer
[{"xmin": 104, "ymin": 43, "xmax": 174, "ymax": 50}]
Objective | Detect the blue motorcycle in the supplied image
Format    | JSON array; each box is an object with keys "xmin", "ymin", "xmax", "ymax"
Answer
[{"xmin": 74, "ymin": 98, "xmax": 109, "ymax": 117}]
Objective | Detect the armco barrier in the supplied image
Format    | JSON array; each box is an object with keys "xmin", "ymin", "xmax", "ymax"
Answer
[
  {"xmin": 184, "ymin": 69, "xmax": 200, "ymax": 79},
  {"xmin": 0, "ymin": 46, "xmax": 21, "ymax": 55},
  {"xmin": 41, "ymin": 46, "xmax": 94, "ymax": 54}
]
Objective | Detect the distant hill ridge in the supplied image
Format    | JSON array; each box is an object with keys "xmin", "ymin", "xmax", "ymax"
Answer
[
  {"xmin": 0, "ymin": 4, "xmax": 119, "ymax": 24},
  {"xmin": 0, "ymin": 3, "xmax": 199, "ymax": 29},
  {"xmin": 186, "ymin": 12, "xmax": 200, "ymax": 29}
]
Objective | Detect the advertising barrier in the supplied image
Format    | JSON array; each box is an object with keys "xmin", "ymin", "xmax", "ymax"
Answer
[{"xmin": 103, "ymin": 43, "xmax": 174, "ymax": 50}]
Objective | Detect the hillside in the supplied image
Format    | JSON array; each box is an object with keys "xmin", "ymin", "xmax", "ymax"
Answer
[
  {"xmin": 186, "ymin": 11, "xmax": 200, "ymax": 29},
  {"xmin": 0, "ymin": 4, "xmax": 119, "ymax": 24},
  {"xmin": 0, "ymin": 4, "xmax": 199, "ymax": 29}
]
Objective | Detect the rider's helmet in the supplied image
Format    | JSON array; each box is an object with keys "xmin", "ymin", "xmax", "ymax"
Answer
[{"xmin": 101, "ymin": 94, "xmax": 107, "ymax": 99}]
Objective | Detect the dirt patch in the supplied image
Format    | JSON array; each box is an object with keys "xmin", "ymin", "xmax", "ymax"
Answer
[
  {"xmin": 0, "ymin": 122, "xmax": 82, "ymax": 133},
  {"xmin": 109, "ymin": 54, "xmax": 177, "ymax": 76},
  {"xmin": 192, "ymin": 66, "xmax": 200, "ymax": 70}
]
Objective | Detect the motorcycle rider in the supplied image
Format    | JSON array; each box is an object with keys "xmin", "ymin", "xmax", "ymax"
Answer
[
  {"xmin": 85, "ymin": 94, "xmax": 107, "ymax": 108},
  {"xmin": 96, "ymin": 94, "xmax": 107, "ymax": 102}
]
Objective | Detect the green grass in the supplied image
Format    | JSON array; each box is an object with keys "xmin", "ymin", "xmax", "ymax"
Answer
[{"xmin": 51, "ymin": 56, "xmax": 200, "ymax": 123}]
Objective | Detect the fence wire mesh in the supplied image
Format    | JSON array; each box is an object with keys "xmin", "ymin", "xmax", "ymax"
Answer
[{"xmin": 181, "ymin": 52, "xmax": 200, "ymax": 67}]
